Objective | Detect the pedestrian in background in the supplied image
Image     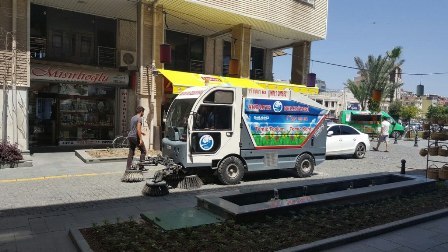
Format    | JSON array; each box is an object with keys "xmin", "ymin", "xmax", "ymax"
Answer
[
  {"xmin": 373, "ymin": 117, "xmax": 391, "ymax": 152},
  {"xmin": 126, "ymin": 106, "xmax": 147, "ymax": 170}
]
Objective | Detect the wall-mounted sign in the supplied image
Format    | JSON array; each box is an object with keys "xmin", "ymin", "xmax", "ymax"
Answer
[
  {"xmin": 31, "ymin": 64, "xmax": 129, "ymax": 85},
  {"xmin": 347, "ymin": 103, "xmax": 360, "ymax": 111}
]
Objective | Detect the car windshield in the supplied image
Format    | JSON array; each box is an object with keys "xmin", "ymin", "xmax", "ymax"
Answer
[{"xmin": 166, "ymin": 98, "xmax": 196, "ymax": 134}]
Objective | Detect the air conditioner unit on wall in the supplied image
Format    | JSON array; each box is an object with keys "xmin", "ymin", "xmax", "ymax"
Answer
[{"xmin": 120, "ymin": 50, "xmax": 137, "ymax": 67}]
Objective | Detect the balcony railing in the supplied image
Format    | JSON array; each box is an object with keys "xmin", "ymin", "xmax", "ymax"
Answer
[
  {"xmin": 97, "ymin": 46, "xmax": 116, "ymax": 68},
  {"xmin": 190, "ymin": 59, "xmax": 204, "ymax": 74},
  {"xmin": 30, "ymin": 37, "xmax": 47, "ymax": 59},
  {"xmin": 31, "ymin": 37, "xmax": 116, "ymax": 68},
  {"xmin": 251, "ymin": 68, "xmax": 264, "ymax": 80}
]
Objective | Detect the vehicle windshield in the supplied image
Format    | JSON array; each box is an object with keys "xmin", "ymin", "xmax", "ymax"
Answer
[{"xmin": 166, "ymin": 98, "xmax": 196, "ymax": 134}]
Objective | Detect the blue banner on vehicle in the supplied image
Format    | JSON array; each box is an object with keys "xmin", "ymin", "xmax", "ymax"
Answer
[
  {"xmin": 243, "ymin": 99, "xmax": 326, "ymax": 148},
  {"xmin": 244, "ymin": 98, "xmax": 323, "ymax": 115}
]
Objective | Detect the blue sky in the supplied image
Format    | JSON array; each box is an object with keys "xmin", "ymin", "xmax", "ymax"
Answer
[{"xmin": 273, "ymin": 0, "xmax": 448, "ymax": 96}]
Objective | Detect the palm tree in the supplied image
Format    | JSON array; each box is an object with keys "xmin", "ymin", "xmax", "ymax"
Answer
[
  {"xmin": 345, "ymin": 78, "xmax": 369, "ymax": 110},
  {"xmin": 345, "ymin": 47, "xmax": 404, "ymax": 112}
]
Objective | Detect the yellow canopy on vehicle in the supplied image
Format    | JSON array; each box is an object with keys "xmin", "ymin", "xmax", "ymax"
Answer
[{"xmin": 159, "ymin": 69, "xmax": 319, "ymax": 95}]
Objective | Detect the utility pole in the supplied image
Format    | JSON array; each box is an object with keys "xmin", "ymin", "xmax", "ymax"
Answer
[
  {"xmin": 11, "ymin": 0, "xmax": 18, "ymax": 144},
  {"xmin": 342, "ymin": 87, "xmax": 346, "ymax": 110},
  {"xmin": 2, "ymin": 44, "xmax": 7, "ymax": 143}
]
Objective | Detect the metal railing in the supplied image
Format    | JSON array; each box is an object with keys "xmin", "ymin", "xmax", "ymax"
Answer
[
  {"xmin": 190, "ymin": 59, "xmax": 204, "ymax": 73},
  {"xmin": 30, "ymin": 37, "xmax": 47, "ymax": 59},
  {"xmin": 251, "ymin": 68, "xmax": 264, "ymax": 80}
]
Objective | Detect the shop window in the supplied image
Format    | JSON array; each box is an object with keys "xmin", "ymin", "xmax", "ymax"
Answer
[
  {"xmin": 31, "ymin": 4, "xmax": 116, "ymax": 66},
  {"xmin": 251, "ymin": 47, "xmax": 264, "ymax": 80},
  {"xmin": 80, "ymin": 35, "xmax": 92, "ymax": 57},
  {"xmin": 52, "ymin": 31, "xmax": 63, "ymax": 48},
  {"xmin": 222, "ymin": 41, "xmax": 231, "ymax": 76},
  {"xmin": 58, "ymin": 84, "xmax": 116, "ymax": 145},
  {"xmin": 71, "ymin": 34, "xmax": 77, "ymax": 56},
  {"xmin": 165, "ymin": 30, "xmax": 204, "ymax": 73}
]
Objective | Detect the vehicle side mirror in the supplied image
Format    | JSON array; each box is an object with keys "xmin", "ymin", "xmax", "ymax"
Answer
[{"xmin": 327, "ymin": 131, "xmax": 334, "ymax": 136}]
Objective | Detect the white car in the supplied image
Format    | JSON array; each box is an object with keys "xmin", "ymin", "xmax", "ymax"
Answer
[{"xmin": 326, "ymin": 124, "xmax": 370, "ymax": 159}]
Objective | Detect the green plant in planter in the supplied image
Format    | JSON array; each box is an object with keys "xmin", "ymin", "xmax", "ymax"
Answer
[{"xmin": 0, "ymin": 142, "xmax": 23, "ymax": 167}]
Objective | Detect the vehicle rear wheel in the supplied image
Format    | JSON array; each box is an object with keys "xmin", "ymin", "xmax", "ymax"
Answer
[
  {"xmin": 353, "ymin": 143, "xmax": 366, "ymax": 159},
  {"xmin": 217, "ymin": 156, "xmax": 245, "ymax": 185},
  {"xmin": 295, "ymin": 153, "xmax": 314, "ymax": 178}
]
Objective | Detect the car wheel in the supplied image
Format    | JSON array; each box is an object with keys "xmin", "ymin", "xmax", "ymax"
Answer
[
  {"xmin": 295, "ymin": 153, "xmax": 314, "ymax": 178},
  {"xmin": 353, "ymin": 143, "xmax": 366, "ymax": 159},
  {"xmin": 217, "ymin": 156, "xmax": 245, "ymax": 185}
]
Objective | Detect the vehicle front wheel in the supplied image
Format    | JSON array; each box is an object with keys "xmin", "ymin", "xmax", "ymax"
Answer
[
  {"xmin": 295, "ymin": 153, "xmax": 314, "ymax": 178},
  {"xmin": 217, "ymin": 156, "xmax": 245, "ymax": 185},
  {"xmin": 353, "ymin": 143, "xmax": 366, "ymax": 159}
]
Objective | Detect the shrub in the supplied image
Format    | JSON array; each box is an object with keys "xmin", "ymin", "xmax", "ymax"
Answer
[{"xmin": 0, "ymin": 142, "xmax": 23, "ymax": 165}]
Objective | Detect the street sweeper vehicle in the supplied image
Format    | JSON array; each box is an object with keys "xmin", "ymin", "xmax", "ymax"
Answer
[{"xmin": 141, "ymin": 86, "xmax": 328, "ymax": 195}]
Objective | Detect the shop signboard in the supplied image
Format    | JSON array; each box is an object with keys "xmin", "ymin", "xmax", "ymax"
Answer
[{"xmin": 31, "ymin": 64, "xmax": 129, "ymax": 85}]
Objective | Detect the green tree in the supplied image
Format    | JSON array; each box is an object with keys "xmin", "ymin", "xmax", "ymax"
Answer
[
  {"xmin": 401, "ymin": 105, "xmax": 420, "ymax": 123},
  {"xmin": 427, "ymin": 105, "xmax": 448, "ymax": 123},
  {"xmin": 345, "ymin": 47, "xmax": 404, "ymax": 112},
  {"xmin": 388, "ymin": 101, "xmax": 402, "ymax": 121}
]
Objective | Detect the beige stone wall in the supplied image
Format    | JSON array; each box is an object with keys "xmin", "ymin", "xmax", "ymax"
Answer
[
  {"xmin": 0, "ymin": 88, "xmax": 29, "ymax": 149},
  {"xmin": 0, "ymin": 0, "xmax": 29, "ymax": 149},
  {"xmin": 204, "ymin": 37, "xmax": 214, "ymax": 75},
  {"xmin": 264, "ymin": 48, "xmax": 273, "ymax": 81},
  {"xmin": 291, "ymin": 41, "xmax": 311, "ymax": 85},
  {"xmin": 213, "ymin": 39, "xmax": 223, "ymax": 75},
  {"xmin": 137, "ymin": 3, "xmax": 164, "ymax": 150},
  {"xmin": 231, "ymin": 24, "xmax": 251, "ymax": 78},
  {"xmin": 117, "ymin": 20, "xmax": 137, "ymax": 52},
  {"xmin": 0, "ymin": 0, "xmax": 29, "ymax": 87},
  {"xmin": 195, "ymin": 0, "xmax": 328, "ymax": 39}
]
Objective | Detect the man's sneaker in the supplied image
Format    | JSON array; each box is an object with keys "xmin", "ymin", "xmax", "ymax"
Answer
[{"xmin": 372, "ymin": 147, "xmax": 378, "ymax": 151}]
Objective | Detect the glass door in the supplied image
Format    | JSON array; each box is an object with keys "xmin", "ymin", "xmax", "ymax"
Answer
[{"xmin": 29, "ymin": 95, "xmax": 58, "ymax": 146}]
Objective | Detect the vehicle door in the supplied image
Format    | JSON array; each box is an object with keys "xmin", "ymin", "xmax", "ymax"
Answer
[
  {"xmin": 188, "ymin": 89, "xmax": 237, "ymax": 164},
  {"xmin": 339, "ymin": 125, "xmax": 361, "ymax": 154},
  {"xmin": 326, "ymin": 125, "xmax": 342, "ymax": 155}
]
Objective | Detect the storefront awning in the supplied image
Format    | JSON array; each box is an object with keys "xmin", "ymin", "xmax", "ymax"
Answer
[{"xmin": 159, "ymin": 69, "xmax": 319, "ymax": 95}]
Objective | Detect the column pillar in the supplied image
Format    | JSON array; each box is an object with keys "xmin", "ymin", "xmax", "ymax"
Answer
[
  {"xmin": 213, "ymin": 39, "xmax": 223, "ymax": 75},
  {"xmin": 291, "ymin": 41, "xmax": 311, "ymax": 85},
  {"xmin": 264, "ymin": 49, "xmax": 273, "ymax": 81},
  {"xmin": 231, "ymin": 24, "xmax": 251, "ymax": 78},
  {"xmin": 204, "ymin": 37, "xmax": 214, "ymax": 74},
  {"xmin": 137, "ymin": 3, "xmax": 164, "ymax": 150}
]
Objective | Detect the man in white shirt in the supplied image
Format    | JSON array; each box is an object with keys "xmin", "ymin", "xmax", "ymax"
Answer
[{"xmin": 373, "ymin": 118, "xmax": 391, "ymax": 152}]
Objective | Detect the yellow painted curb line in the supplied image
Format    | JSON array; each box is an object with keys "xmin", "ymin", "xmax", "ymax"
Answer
[{"xmin": 0, "ymin": 171, "xmax": 122, "ymax": 183}]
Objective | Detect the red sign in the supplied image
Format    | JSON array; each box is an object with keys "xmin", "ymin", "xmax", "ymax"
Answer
[{"xmin": 31, "ymin": 64, "xmax": 129, "ymax": 85}]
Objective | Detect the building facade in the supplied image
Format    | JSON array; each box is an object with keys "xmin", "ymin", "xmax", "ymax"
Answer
[
  {"xmin": 309, "ymin": 88, "xmax": 359, "ymax": 120},
  {"xmin": 0, "ymin": 0, "xmax": 328, "ymax": 151}
]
